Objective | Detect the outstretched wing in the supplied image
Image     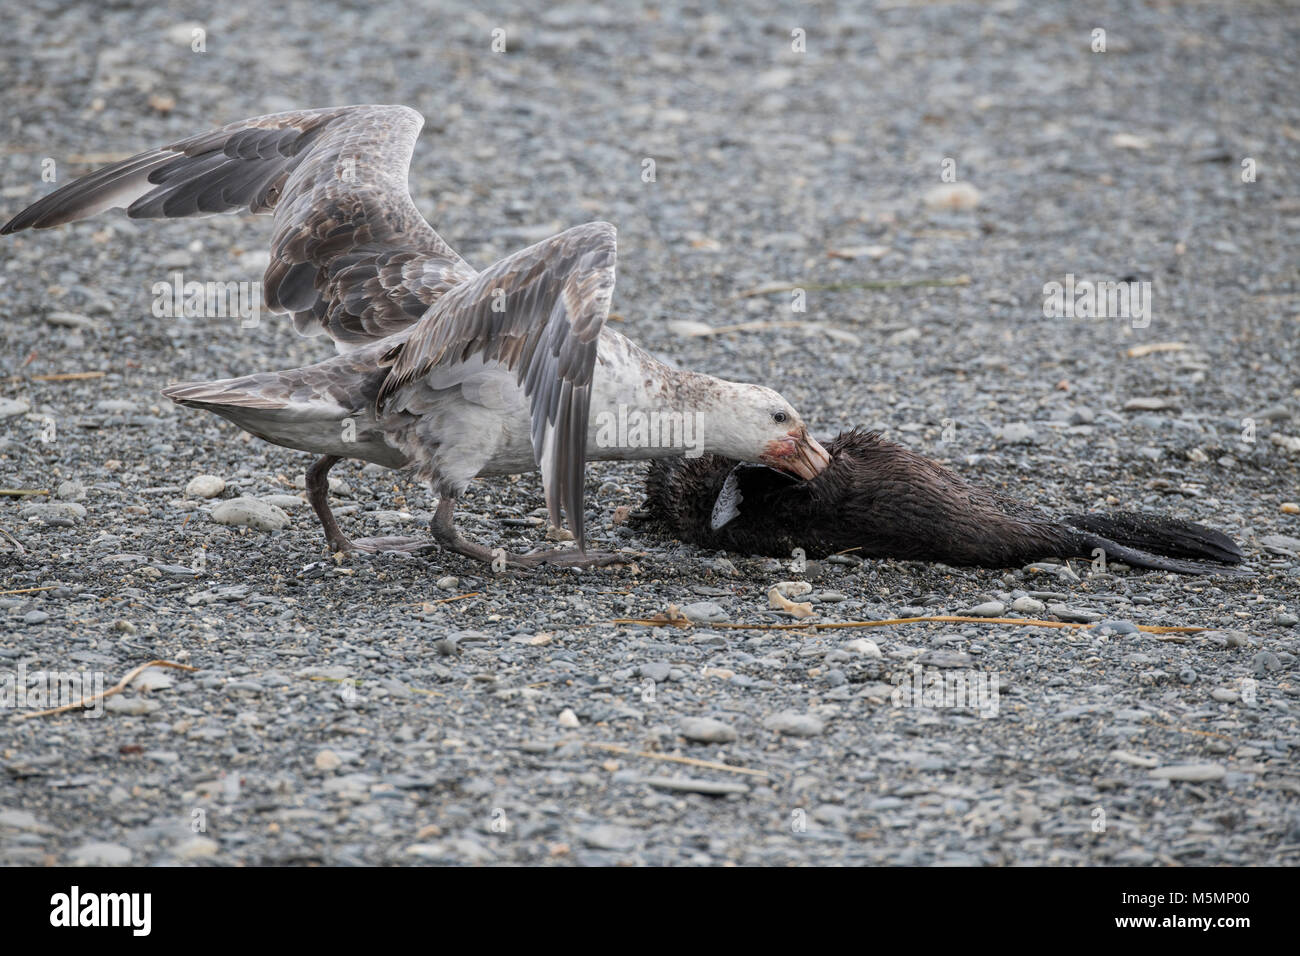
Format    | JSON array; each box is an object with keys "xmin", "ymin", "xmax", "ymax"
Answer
[
  {"xmin": 1, "ymin": 104, "xmax": 475, "ymax": 348},
  {"xmin": 377, "ymin": 222, "xmax": 617, "ymax": 550}
]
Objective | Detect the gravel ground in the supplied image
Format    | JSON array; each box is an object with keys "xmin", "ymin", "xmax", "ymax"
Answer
[{"xmin": 2, "ymin": 0, "xmax": 1298, "ymax": 866}]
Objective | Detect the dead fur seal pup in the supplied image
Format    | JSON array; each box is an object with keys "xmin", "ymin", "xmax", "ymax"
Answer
[{"xmin": 639, "ymin": 429, "xmax": 1245, "ymax": 575}]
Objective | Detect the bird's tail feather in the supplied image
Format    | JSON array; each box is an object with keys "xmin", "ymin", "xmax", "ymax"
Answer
[{"xmin": 161, "ymin": 355, "xmax": 405, "ymax": 467}]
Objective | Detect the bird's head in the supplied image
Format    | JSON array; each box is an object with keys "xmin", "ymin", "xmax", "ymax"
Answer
[{"xmin": 711, "ymin": 384, "xmax": 831, "ymax": 480}]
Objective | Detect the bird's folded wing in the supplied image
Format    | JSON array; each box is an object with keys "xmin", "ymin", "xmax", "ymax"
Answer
[
  {"xmin": 376, "ymin": 222, "xmax": 617, "ymax": 550},
  {"xmin": 1, "ymin": 104, "xmax": 475, "ymax": 348}
]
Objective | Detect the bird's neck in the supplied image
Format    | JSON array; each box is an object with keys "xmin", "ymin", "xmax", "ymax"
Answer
[{"xmin": 587, "ymin": 330, "xmax": 737, "ymax": 462}]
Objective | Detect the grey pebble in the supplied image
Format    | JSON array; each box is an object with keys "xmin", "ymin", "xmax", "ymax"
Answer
[
  {"xmin": 639, "ymin": 661, "xmax": 672, "ymax": 683},
  {"xmin": 999, "ymin": 422, "xmax": 1035, "ymax": 444},
  {"xmin": 679, "ymin": 716, "xmax": 738, "ymax": 743},
  {"xmin": 0, "ymin": 398, "xmax": 31, "ymax": 419},
  {"xmin": 639, "ymin": 775, "xmax": 748, "ymax": 796},
  {"xmin": 1253, "ymin": 651, "xmax": 1282, "ymax": 675},
  {"xmin": 104, "ymin": 696, "xmax": 160, "ymax": 716},
  {"xmin": 185, "ymin": 474, "xmax": 226, "ymax": 499},
  {"xmin": 1048, "ymin": 603, "xmax": 1104, "ymax": 623},
  {"xmin": 578, "ymin": 824, "xmax": 639, "ymax": 851},
  {"xmin": 0, "ymin": 809, "xmax": 48, "ymax": 831},
  {"xmin": 763, "ymin": 711, "xmax": 826, "ymax": 737},
  {"xmin": 261, "ymin": 494, "xmax": 305, "ymax": 510},
  {"xmin": 1150, "ymin": 764, "xmax": 1226, "ymax": 782},
  {"xmin": 69, "ymin": 841, "xmax": 132, "ymax": 865},
  {"xmin": 55, "ymin": 479, "xmax": 86, "ymax": 501},
  {"xmin": 210, "ymin": 497, "xmax": 290, "ymax": 531},
  {"xmin": 20, "ymin": 502, "xmax": 86, "ymax": 522},
  {"xmin": 679, "ymin": 600, "xmax": 727, "ymax": 623}
]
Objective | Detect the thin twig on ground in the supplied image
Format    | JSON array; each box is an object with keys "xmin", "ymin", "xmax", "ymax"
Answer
[
  {"xmin": 16, "ymin": 659, "xmax": 198, "ymax": 720},
  {"xmin": 584, "ymin": 742, "xmax": 770, "ymax": 778},
  {"xmin": 611, "ymin": 614, "xmax": 1204, "ymax": 634},
  {"xmin": 734, "ymin": 275, "xmax": 970, "ymax": 299},
  {"xmin": 26, "ymin": 371, "xmax": 107, "ymax": 382}
]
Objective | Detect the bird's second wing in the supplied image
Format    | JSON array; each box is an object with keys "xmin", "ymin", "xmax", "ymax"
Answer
[
  {"xmin": 1, "ymin": 104, "xmax": 475, "ymax": 348},
  {"xmin": 376, "ymin": 222, "xmax": 617, "ymax": 550}
]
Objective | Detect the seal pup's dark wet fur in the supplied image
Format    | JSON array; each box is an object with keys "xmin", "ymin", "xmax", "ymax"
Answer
[{"xmin": 639, "ymin": 429, "xmax": 1244, "ymax": 574}]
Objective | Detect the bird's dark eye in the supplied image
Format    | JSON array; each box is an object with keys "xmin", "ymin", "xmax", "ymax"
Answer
[{"xmin": 773, "ymin": 412, "xmax": 788, "ymax": 424}]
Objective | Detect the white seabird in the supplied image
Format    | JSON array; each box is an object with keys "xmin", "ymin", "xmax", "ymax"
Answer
[{"xmin": 2, "ymin": 104, "xmax": 830, "ymax": 567}]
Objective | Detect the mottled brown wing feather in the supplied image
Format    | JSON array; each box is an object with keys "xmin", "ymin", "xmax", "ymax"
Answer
[
  {"xmin": 377, "ymin": 222, "xmax": 617, "ymax": 549},
  {"xmin": 1, "ymin": 104, "xmax": 474, "ymax": 346}
]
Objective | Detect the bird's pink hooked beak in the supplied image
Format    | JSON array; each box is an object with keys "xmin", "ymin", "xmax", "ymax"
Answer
[{"xmin": 761, "ymin": 428, "xmax": 832, "ymax": 480}]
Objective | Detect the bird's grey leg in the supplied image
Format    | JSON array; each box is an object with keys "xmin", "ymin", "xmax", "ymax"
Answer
[
  {"xmin": 431, "ymin": 496, "xmax": 633, "ymax": 569},
  {"xmin": 306, "ymin": 454, "xmax": 351, "ymax": 552},
  {"xmin": 306, "ymin": 454, "xmax": 431, "ymax": 554},
  {"xmin": 429, "ymin": 495, "xmax": 506, "ymax": 563}
]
